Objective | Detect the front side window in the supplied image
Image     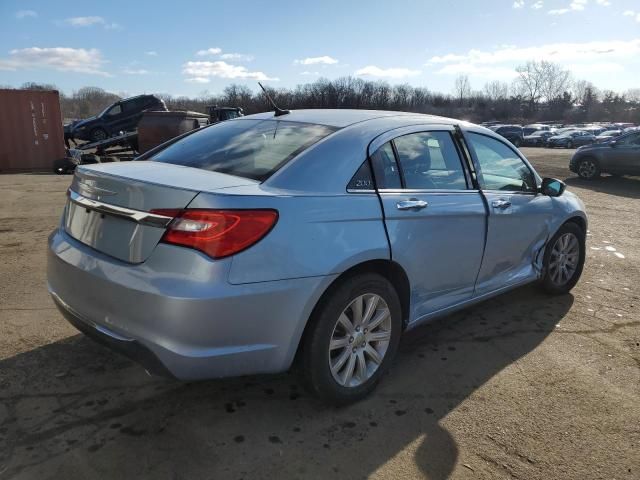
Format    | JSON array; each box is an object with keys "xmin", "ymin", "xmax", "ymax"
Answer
[
  {"xmin": 617, "ymin": 132, "xmax": 640, "ymax": 146},
  {"xmin": 467, "ymin": 133, "xmax": 536, "ymax": 192},
  {"xmin": 393, "ymin": 131, "xmax": 467, "ymax": 190},
  {"xmin": 106, "ymin": 104, "xmax": 122, "ymax": 117},
  {"xmin": 151, "ymin": 119, "xmax": 336, "ymax": 181}
]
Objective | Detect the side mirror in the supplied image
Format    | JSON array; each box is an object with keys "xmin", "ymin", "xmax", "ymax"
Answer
[
  {"xmin": 540, "ymin": 178, "xmax": 566, "ymax": 197},
  {"xmin": 610, "ymin": 140, "xmax": 617, "ymax": 147}
]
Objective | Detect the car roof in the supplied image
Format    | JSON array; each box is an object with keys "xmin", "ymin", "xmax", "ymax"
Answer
[{"xmin": 240, "ymin": 109, "xmax": 455, "ymax": 128}]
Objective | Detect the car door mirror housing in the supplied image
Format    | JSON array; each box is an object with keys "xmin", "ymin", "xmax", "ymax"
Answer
[{"xmin": 540, "ymin": 178, "xmax": 566, "ymax": 197}]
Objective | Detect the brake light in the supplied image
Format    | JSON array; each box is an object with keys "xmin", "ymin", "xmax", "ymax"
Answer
[{"xmin": 153, "ymin": 209, "xmax": 278, "ymax": 259}]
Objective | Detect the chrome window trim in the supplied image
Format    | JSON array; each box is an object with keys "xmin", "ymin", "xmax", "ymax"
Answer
[
  {"xmin": 378, "ymin": 188, "xmax": 481, "ymax": 194},
  {"xmin": 67, "ymin": 190, "xmax": 174, "ymax": 228}
]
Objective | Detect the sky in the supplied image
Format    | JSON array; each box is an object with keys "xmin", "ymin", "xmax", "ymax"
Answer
[{"xmin": 1, "ymin": 0, "xmax": 639, "ymax": 97}]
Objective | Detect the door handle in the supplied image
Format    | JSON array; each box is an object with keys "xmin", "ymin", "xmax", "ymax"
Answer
[
  {"xmin": 491, "ymin": 199, "xmax": 512, "ymax": 210},
  {"xmin": 396, "ymin": 199, "xmax": 428, "ymax": 211}
]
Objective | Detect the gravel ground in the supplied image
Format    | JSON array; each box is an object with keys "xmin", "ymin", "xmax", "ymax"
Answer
[{"xmin": 0, "ymin": 148, "xmax": 638, "ymax": 480}]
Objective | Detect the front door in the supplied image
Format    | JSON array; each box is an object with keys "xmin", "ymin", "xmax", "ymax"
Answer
[
  {"xmin": 608, "ymin": 132, "xmax": 640, "ymax": 175},
  {"xmin": 464, "ymin": 132, "xmax": 553, "ymax": 295},
  {"xmin": 371, "ymin": 127, "xmax": 486, "ymax": 323}
]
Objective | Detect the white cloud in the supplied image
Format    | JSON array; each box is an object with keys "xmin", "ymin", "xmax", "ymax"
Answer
[
  {"xmin": 570, "ymin": 0, "xmax": 587, "ymax": 11},
  {"xmin": 595, "ymin": 0, "xmax": 611, "ymax": 5},
  {"xmin": 428, "ymin": 39, "xmax": 640, "ymax": 66},
  {"xmin": 220, "ymin": 53, "xmax": 254, "ymax": 61},
  {"xmin": 145, "ymin": 51, "xmax": 158, "ymax": 56},
  {"xmin": 622, "ymin": 10, "xmax": 640, "ymax": 21},
  {"xmin": 16, "ymin": 10, "xmax": 37, "ymax": 19},
  {"xmin": 435, "ymin": 64, "xmax": 519, "ymax": 79},
  {"xmin": 548, "ymin": 0, "xmax": 588, "ymax": 14},
  {"xmin": 531, "ymin": 1, "xmax": 544, "ymax": 9},
  {"xmin": 300, "ymin": 71, "xmax": 320, "ymax": 76},
  {"xmin": 355, "ymin": 65, "xmax": 421, "ymax": 78},
  {"xmin": 182, "ymin": 60, "xmax": 278, "ymax": 81},
  {"xmin": 513, "ymin": 0, "xmax": 525, "ymax": 8},
  {"xmin": 426, "ymin": 39, "xmax": 640, "ymax": 79},
  {"xmin": 196, "ymin": 47, "xmax": 222, "ymax": 56},
  {"xmin": 122, "ymin": 68, "xmax": 150, "ymax": 75},
  {"xmin": 295, "ymin": 56, "xmax": 339, "ymax": 65},
  {"xmin": 62, "ymin": 16, "xmax": 121, "ymax": 30},
  {"xmin": 185, "ymin": 77, "xmax": 210, "ymax": 84},
  {"xmin": 0, "ymin": 47, "xmax": 110, "ymax": 76},
  {"xmin": 64, "ymin": 16, "xmax": 105, "ymax": 26}
]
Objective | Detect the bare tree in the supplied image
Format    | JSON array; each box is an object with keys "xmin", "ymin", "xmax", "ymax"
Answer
[
  {"xmin": 626, "ymin": 88, "xmax": 640, "ymax": 103},
  {"xmin": 483, "ymin": 81, "xmax": 509, "ymax": 101},
  {"xmin": 453, "ymin": 75, "xmax": 471, "ymax": 105}
]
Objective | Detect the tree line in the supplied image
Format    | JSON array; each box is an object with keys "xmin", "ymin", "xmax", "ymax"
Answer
[{"xmin": 12, "ymin": 60, "xmax": 640, "ymax": 125}]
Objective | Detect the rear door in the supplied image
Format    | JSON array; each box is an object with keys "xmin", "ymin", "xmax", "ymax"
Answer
[
  {"xmin": 464, "ymin": 132, "xmax": 553, "ymax": 295},
  {"xmin": 370, "ymin": 126, "xmax": 487, "ymax": 322}
]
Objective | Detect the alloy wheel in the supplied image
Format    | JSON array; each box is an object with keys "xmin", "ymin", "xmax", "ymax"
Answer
[
  {"xmin": 329, "ymin": 293, "xmax": 392, "ymax": 388},
  {"xmin": 548, "ymin": 233, "xmax": 580, "ymax": 286},
  {"xmin": 578, "ymin": 160, "xmax": 597, "ymax": 179}
]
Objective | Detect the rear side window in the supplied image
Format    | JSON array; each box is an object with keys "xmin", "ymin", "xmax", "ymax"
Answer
[
  {"xmin": 393, "ymin": 131, "xmax": 467, "ymax": 190},
  {"xmin": 151, "ymin": 119, "xmax": 336, "ymax": 181},
  {"xmin": 370, "ymin": 142, "xmax": 401, "ymax": 189}
]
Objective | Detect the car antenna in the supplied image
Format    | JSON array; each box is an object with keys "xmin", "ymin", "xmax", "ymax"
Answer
[{"xmin": 258, "ymin": 82, "xmax": 290, "ymax": 117}]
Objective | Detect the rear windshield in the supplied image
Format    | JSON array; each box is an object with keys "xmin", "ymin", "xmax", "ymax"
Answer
[{"xmin": 151, "ymin": 119, "xmax": 336, "ymax": 181}]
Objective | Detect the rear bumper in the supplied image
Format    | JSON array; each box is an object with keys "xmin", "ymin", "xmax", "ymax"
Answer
[
  {"xmin": 47, "ymin": 228, "xmax": 336, "ymax": 380},
  {"xmin": 50, "ymin": 291, "xmax": 174, "ymax": 378}
]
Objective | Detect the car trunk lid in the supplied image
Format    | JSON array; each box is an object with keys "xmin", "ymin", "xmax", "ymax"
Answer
[{"xmin": 64, "ymin": 162, "xmax": 258, "ymax": 263}]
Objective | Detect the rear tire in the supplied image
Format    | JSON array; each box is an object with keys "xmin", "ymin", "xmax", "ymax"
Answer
[
  {"xmin": 90, "ymin": 128, "xmax": 108, "ymax": 143},
  {"xmin": 513, "ymin": 138, "xmax": 521, "ymax": 148},
  {"xmin": 540, "ymin": 223, "xmax": 585, "ymax": 295},
  {"xmin": 301, "ymin": 273, "xmax": 402, "ymax": 404},
  {"xmin": 566, "ymin": 140, "xmax": 573, "ymax": 149}
]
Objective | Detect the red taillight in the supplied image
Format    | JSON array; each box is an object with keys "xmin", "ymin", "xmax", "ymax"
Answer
[{"xmin": 153, "ymin": 209, "xmax": 278, "ymax": 259}]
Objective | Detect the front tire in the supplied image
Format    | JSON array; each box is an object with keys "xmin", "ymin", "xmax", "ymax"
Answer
[
  {"xmin": 302, "ymin": 273, "xmax": 402, "ymax": 404},
  {"xmin": 540, "ymin": 223, "xmax": 585, "ymax": 295},
  {"xmin": 577, "ymin": 157, "xmax": 600, "ymax": 180}
]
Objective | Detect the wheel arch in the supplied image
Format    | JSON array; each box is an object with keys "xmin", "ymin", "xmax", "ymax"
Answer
[{"xmin": 291, "ymin": 259, "xmax": 411, "ymax": 368}]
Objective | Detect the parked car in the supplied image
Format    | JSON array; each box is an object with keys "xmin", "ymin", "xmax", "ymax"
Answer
[
  {"xmin": 69, "ymin": 94, "xmax": 167, "ymax": 143},
  {"xmin": 546, "ymin": 130, "xmax": 596, "ymax": 149},
  {"xmin": 523, "ymin": 124, "xmax": 551, "ymax": 136},
  {"xmin": 582, "ymin": 126, "xmax": 606, "ymax": 136},
  {"xmin": 48, "ymin": 110, "xmax": 587, "ymax": 403},
  {"xmin": 490, "ymin": 125, "xmax": 524, "ymax": 147},
  {"xmin": 595, "ymin": 129, "xmax": 623, "ymax": 143},
  {"xmin": 570, "ymin": 130, "xmax": 640, "ymax": 179},
  {"xmin": 522, "ymin": 130, "xmax": 554, "ymax": 147}
]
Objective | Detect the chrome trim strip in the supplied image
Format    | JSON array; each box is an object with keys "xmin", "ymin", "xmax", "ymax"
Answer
[{"xmin": 68, "ymin": 190, "xmax": 174, "ymax": 228}]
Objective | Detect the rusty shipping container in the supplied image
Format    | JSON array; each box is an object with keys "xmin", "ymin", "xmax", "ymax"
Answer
[{"xmin": 0, "ymin": 89, "xmax": 66, "ymax": 172}]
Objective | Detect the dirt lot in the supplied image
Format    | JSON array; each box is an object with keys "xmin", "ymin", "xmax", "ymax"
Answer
[{"xmin": 0, "ymin": 148, "xmax": 638, "ymax": 480}]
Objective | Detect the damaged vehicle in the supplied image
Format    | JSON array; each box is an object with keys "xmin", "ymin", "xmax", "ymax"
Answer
[
  {"xmin": 48, "ymin": 110, "xmax": 587, "ymax": 403},
  {"xmin": 67, "ymin": 94, "xmax": 167, "ymax": 143}
]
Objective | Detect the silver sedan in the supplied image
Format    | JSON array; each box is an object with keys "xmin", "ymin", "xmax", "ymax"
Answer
[{"xmin": 48, "ymin": 109, "xmax": 587, "ymax": 403}]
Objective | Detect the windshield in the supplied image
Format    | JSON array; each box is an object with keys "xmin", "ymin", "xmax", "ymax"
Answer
[{"xmin": 151, "ymin": 119, "xmax": 337, "ymax": 181}]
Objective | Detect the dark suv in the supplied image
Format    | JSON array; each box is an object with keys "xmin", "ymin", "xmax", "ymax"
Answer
[
  {"xmin": 490, "ymin": 125, "xmax": 524, "ymax": 147},
  {"xmin": 569, "ymin": 131, "xmax": 640, "ymax": 179},
  {"xmin": 69, "ymin": 94, "xmax": 167, "ymax": 143}
]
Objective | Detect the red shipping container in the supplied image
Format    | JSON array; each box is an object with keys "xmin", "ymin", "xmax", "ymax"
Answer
[{"xmin": 0, "ymin": 89, "xmax": 66, "ymax": 172}]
